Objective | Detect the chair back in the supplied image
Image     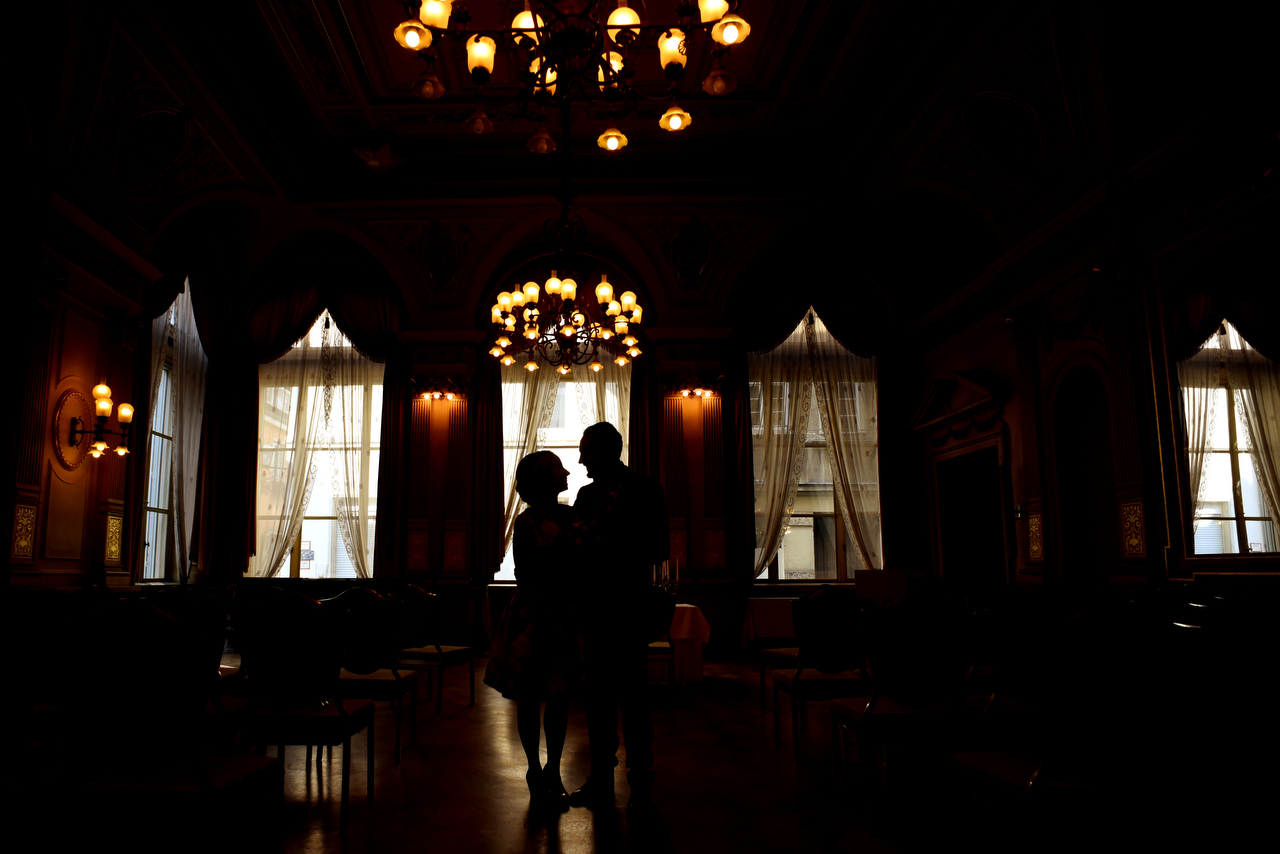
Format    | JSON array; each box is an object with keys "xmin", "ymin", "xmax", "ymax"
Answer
[
  {"xmin": 324, "ymin": 587, "xmax": 403, "ymax": 674},
  {"xmin": 395, "ymin": 584, "xmax": 442, "ymax": 651},
  {"xmin": 867, "ymin": 587, "xmax": 975, "ymax": 706},
  {"xmin": 237, "ymin": 587, "xmax": 341, "ymax": 709},
  {"xmin": 792, "ymin": 585, "xmax": 866, "ymax": 674}
]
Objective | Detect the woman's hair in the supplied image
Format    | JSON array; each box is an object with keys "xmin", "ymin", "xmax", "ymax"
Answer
[{"xmin": 515, "ymin": 450, "xmax": 561, "ymax": 503}]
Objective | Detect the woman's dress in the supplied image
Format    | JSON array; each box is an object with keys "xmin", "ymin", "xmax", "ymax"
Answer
[{"xmin": 483, "ymin": 503, "xmax": 586, "ymax": 701}]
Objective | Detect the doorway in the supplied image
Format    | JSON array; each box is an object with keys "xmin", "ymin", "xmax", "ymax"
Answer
[{"xmin": 935, "ymin": 445, "xmax": 1008, "ymax": 590}]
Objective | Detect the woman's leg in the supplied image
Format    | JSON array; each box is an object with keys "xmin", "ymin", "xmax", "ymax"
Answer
[
  {"xmin": 543, "ymin": 697, "xmax": 569, "ymax": 790},
  {"xmin": 517, "ymin": 698, "xmax": 543, "ymax": 776}
]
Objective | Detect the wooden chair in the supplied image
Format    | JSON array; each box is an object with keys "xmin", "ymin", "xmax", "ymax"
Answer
[
  {"xmin": 831, "ymin": 589, "xmax": 982, "ymax": 785},
  {"xmin": 325, "ymin": 587, "xmax": 418, "ymax": 764},
  {"xmin": 237, "ymin": 588, "xmax": 375, "ymax": 833},
  {"xmin": 396, "ymin": 584, "xmax": 478, "ymax": 713},
  {"xmin": 772, "ymin": 586, "xmax": 873, "ymax": 759}
]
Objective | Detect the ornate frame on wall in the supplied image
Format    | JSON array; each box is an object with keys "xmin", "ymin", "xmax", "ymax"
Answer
[{"xmin": 53, "ymin": 389, "xmax": 90, "ymax": 471}]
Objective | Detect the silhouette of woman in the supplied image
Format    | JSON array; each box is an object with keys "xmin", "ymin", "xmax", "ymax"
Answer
[{"xmin": 483, "ymin": 451, "xmax": 586, "ymax": 809}]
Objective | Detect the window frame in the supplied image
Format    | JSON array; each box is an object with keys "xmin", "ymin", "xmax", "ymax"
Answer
[{"xmin": 139, "ymin": 312, "xmax": 176, "ymax": 582}]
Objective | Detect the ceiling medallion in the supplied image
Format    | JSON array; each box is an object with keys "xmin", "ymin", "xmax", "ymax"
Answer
[
  {"xmin": 391, "ymin": 1, "xmax": 755, "ymax": 149},
  {"xmin": 489, "ymin": 205, "xmax": 644, "ymax": 374}
]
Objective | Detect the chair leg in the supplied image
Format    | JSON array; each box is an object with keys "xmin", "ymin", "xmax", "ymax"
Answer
[
  {"xmin": 832, "ymin": 720, "xmax": 844, "ymax": 781},
  {"xmin": 341, "ymin": 736, "xmax": 351, "ymax": 834},
  {"xmin": 791, "ymin": 694, "xmax": 802, "ymax": 761},
  {"xmin": 367, "ymin": 717, "xmax": 375, "ymax": 811},
  {"xmin": 394, "ymin": 694, "xmax": 402, "ymax": 765},
  {"xmin": 469, "ymin": 658, "xmax": 475, "ymax": 706},
  {"xmin": 773, "ymin": 683, "xmax": 782, "ymax": 746},
  {"xmin": 409, "ymin": 681, "xmax": 418, "ymax": 748}
]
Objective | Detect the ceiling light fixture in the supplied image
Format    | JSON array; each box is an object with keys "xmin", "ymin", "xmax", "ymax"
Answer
[{"xmin": 391, "ymin": 0, "xmax": 757, "ymax": 151}]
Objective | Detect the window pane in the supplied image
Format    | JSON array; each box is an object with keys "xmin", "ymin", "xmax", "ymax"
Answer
[
  {"xmin": 1239, "ymin": 452, "xmax": 1267, "ymax": 519},
  {"xmin": 1197, "ymin": 454, "xmax": 1237, "ymax": 517},
  {"xmin": 1193, "ymin": 517, "xmax": 1236, "ymax": 555},
  {"xmin": 1245, "ymin": 520, "xmax": 1278, "ymax": 554},
  {"xmin": 151, "ymin": 368, "xmax": 172, "ymax": 433},
  {"xmin": 1207, "ymin": 388, "xmax": 1231, "ymax": 450},
  {"xmin": 778, "ymin": 515, "xmax": 816, "ymax": 580},
  {"xmin": 147, "ymin": 435, "xmax": 173, "ymax": 511},
  {"xmin": 813, "ymin": 516, "xmax": 838, "ymax": 580},
  {"xmin": 142, "ymin": 510, "xmax": 168, "ymax": 580}
]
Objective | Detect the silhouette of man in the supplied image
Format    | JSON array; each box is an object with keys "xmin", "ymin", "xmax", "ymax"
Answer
[{"xmin": 570, "ymin": 421, "xmax": 669, "ymax": 816}]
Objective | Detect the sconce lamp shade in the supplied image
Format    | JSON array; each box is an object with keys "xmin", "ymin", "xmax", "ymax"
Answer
[
  {"xmin": 703, "ymin": 63, "xmax": 737, "ymax": 95},
  {"xmin": 394, "ymin": 19, "xmax": 432, "ymax": 50},
  {"xmin": 501, "ymin": 354, "xmax": 516, "ymax": 366},
  {"xmin": 659, "ymin": 104, "xmax": 692, "ymax": 131},
  {"xmin": 599, "ymin": 51, "xmax": 624, "ymax": 91},
  {"xmin": 630, "ymin": 305, "xmax": 643, "ymax": 324},
  {"xmin": 606, "ymin": 300, "xmax": 621, "ymax": 316},
  {"xmin": 96, "ymin": 398, "xmax": 113, "ymax": 418},
  {"xmin": 659, "ymin": 30, "xmax": 687, "ymax": 77},
  {"xmin": 590, "ymin": 360, "xmax": 604, "ymax": 373},
  {"xmin": 498, "ymin": 291, "xmax": 513, "ymax": 311},
  {"xmin": 92, "ymin": 380, "xmax": 112, "ymax": 401},
  {"xmin": 527, "ymin": 128, "xmax": 556, "ymax": 154},
  {"xmin": 699, "ymin": 0, "xmax": 729, "ymax": 22},
  {"xmin": 412, "ymin": 71, "xmax": 446, "ymax": 99},
  {"xmin": 712, "ymin": 14, "xmax": 750, "ymax": 46},
  {"xmin": 524, "ymin": 281, "xmax": 540, "ymax": 301},
  {"xmin": 607, "ymin": 2, "xmax": 641, "ymax": 45},
  {"xmin": 530, "ymin": 57, "xmax": 557, "ymax": 95},
  {"xmin": 596, "ymin": 277, "xmax": 614, "ymax": 304},
  {"xmin": 419, "ymin": 0, "xmax": 451, "ymax": 29},
  {"xmin": 597, "ymin": 127, "xmax": 628, "ymax": 151},
  {"xmin": 467, "ymin": 35, "xmax": 496, "ymax": 84},
  {"xmin": 116, "ymin": 403, "xmax": 134, "ymax": 424},
  {"xmin": 619, "ymin": 291, "xmax": 637, "ymax": 313},
  {"xmin": 545, "ymin": 272, "xmax": 562, "ymax": 294},
  {"xmin": 467, "ymin": 109, "xmax": 493, "ymax": 134},
  {"xmin": 524, "ymin": 355, "xmax": 539, "ymax": 372},
  {"xmin": 560, "ymin": 278, "xmax": 578, "ymax": 301},
  {"xmin": 511, "ymin": 3, "xmax": 544, "ymax": 45}
]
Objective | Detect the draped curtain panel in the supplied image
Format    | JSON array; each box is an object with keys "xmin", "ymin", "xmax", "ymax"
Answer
[
  {"xmin": 373, "ymin": 355, "xmax": 411, "ymax": 578},
  {"xmin": 248, "ymin": 327, "xmax": 327, "ymax": 577},
  {"xmin": 1227, "ymin": 330, "xmax": 1280, "ymax": 541},
  {"xmin": 323, "ymin": 317, "xmax": 386, "ymax": 579},
  {"xmin": 806, "ymin": 314, "xmax": 883, "ymax": 569},
  {"xmin": 469, "ymin": 357, "xmax": 505, "ymax": 582},
  {"xmin": 500, "ymin": 367, "xmax": 561, "ymax": 557},
  {"xmin": 1176, "ymin": 329, "xmax": 1222, "ymax": 534},
  {"xmin": 748, "ymin": 320, "xmax": 812, "ymax": 575},
  {"xmin": 169, "ymin": 283, "xmax": 208, "ymax": 582},
  {"xmin": 574, "ymin": 357, "xmax": 631, "ymax": 464}
]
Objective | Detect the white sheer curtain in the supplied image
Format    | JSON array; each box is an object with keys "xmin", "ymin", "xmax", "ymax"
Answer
[
  {"xmin": 1177, "ymin": 328, "xmax": 1222, "ymax": 534},
  {"xmin": 168, "ymin": 283, "xmax": 207, "ymax": 582},
  {"xmin": 749, "ymin": 320, "xmax": 812, "ymax": 575},
  {"xmin": 249, "ymin": 326, "xmax": 326, "ymax": 577},
  {"xmin": 807, "ymin": 314, "xmax": 882, "ymax": 570},
  {"xmin": 574, "ymin": 358, "xmax": 631, "ymax": 464},
  {"xmin": 323, "ymin": 316, "xmax": 385, "ymax": 579},
  {"xmin": 500, "ymin": 365, "xmax": 561, "ymax": 556},
  {"xmin": 1227, "ymin": 328, "xmax": 1280, "ymax": 539}
]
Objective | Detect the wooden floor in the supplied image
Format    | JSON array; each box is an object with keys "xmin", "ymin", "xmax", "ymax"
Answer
[{"xmin": 274, "ymin": 659, "xmax": 897, "ymax": 854}]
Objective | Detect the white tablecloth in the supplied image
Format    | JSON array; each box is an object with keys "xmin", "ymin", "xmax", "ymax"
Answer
[{"xmin": 652, "ymin": 604, "xmax": 712, "ymax": 684}]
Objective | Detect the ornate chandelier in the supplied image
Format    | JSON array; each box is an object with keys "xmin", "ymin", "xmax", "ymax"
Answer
[
  {"xmin": 391, "ymin": 1, "xmax": 755, "ymax": 149},
  {"xmin": 488, "ymin": 270, "xmax": 644, "ymax": 374}
]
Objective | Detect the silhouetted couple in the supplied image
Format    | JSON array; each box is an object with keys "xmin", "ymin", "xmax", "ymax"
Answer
[{"xmin": 483, "ymin": 422, "xmax": 669, "ymax": 820}]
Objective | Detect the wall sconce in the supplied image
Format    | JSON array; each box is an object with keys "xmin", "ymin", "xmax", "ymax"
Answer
[
  {"xmin": 69, "ymin": 378, "xmax": 133, "ymax": 458},
  {"xmin": 417, "ymin": 378, "xmax": 465, "ymax": 401},
  {"xmin": 670, "ymin": 374, "xmax": 723, "ymax": 399}
]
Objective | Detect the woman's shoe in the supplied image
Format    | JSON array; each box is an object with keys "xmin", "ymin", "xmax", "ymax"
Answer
[{"xmin": 542, "ymin": 767, "xmax": 571, "ymax": 812}]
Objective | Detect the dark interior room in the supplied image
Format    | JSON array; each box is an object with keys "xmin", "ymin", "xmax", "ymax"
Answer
[{"xmin": 9, "ymin": 1, "xmax": 1279, "ymax": 851}]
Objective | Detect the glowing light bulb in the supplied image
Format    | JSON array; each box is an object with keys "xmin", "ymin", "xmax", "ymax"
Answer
[
  {"xmin": 501, "ymin": 354, "xmax": 516, "ymax": 366},
  {"xmin": 670, "ymin": 115, "xmax": 682, "ymax": 130},
  {"xmin": 681, "ymin": 389, "xmax": 690, "ymax": 397},
  {"xmin": 723, "ymin": 23, "xmax": 739, "ymax": 43},
  {"xmin": 590, "ymin": 361, "xmax": 603, "ymax": 373},
  {"xmin": 406, "ymin": 30, "xmax": 420, "ymax": 48},
  {"xmin": 607, "ymin": 137, "xmax": 618, "ymax": 150}
]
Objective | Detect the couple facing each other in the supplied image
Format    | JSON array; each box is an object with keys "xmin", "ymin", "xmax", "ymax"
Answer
[{"xmin": 483, "ymin": 421, "xmax": 670, "ymax": 817}]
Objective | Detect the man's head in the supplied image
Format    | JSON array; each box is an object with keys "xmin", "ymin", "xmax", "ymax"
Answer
[{"xmin": 579, "ymin": 421, "xmax": 623, "ymax": 479}]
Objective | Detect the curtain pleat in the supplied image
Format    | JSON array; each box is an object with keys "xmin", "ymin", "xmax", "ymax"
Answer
[
  {"xmin": 574, "ymin": 358, "xmax": 630, "ymax": 464},
  {"xmin": 806, "ymin": 314, "xmax": 882, "ymax": 570},
  {"xmin": 749, "ymin": 320, "xmax": 812, "ymax": 576},
  {"xmin": 169, "ymin": 284, "xmax": 208, "ymax": 583},
  {"xmin": 500, "ymin": 366, "xmax": 561, "ymax": 558},
  {"xmin": 1176, "ymin": 328, "xmax": 1222, "ymax": 535},
  {"xmin": 373, "ymin": 353, "xmax": 411, "ymax": 578},
  {"xmin": 1227, "ymin": 329, "xmax": 1280, "ymax": 544}
]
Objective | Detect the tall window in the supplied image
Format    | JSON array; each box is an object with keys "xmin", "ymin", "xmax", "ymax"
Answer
[
  {"xmin": 496, "ymin": 370, "xmax": 629, "ymax": 581},
  {"xmin": 749, "ymin": 311, "xmax": 881, "ymax": 582},
  {"xmin": 140, "ymin": 309, "xmax": 175, "ymax": 580},
  {"xmin": 252, "ymin": 314, "xmax": 384, "ymax": 578},
  {"xmin": 1181, "ymin": 321, "xmax": 1279, "ymax": 554}
]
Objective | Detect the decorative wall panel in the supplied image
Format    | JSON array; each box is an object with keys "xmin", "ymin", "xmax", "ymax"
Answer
[
  {"xmin": 105, "ymin": 514, "xmax": 124, "ymax": 565},
  {"xmin": 11, "ymin": 504, "xmax": 36, "ymax": 561},
  {"xmin": 1027, "ymin": 513, "xmax": 1044, "ymax": 561},
  {"xmin": 1120, "ymin": 500, "xmax": 1146, "ymax": 558}
]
